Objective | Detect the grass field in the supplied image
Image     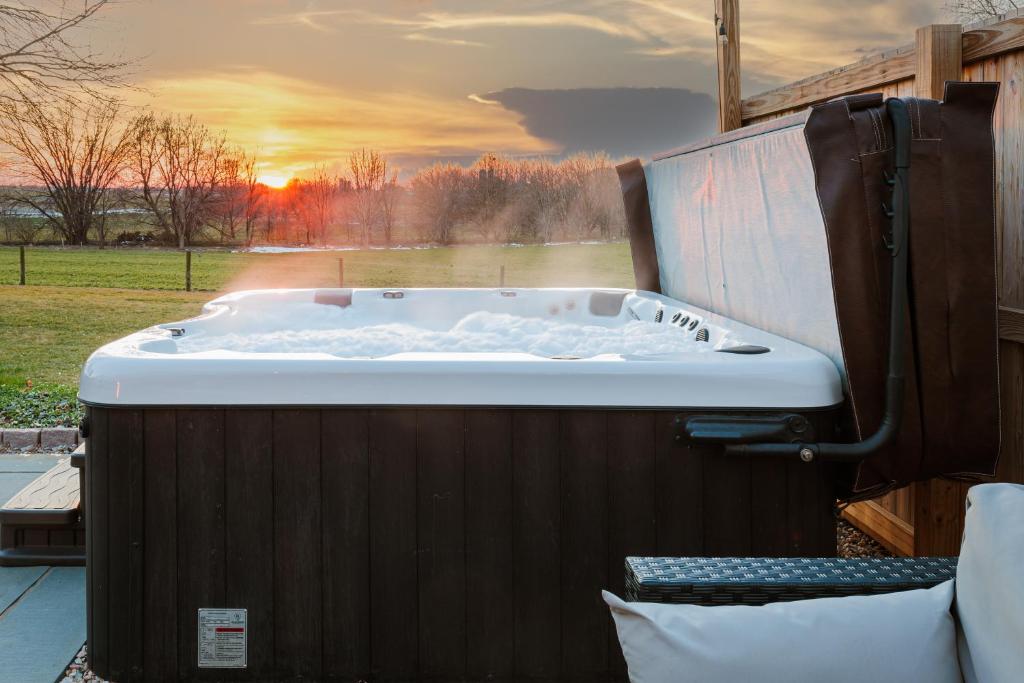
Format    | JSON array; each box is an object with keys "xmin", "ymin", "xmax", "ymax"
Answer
[
  {"xmin": 0, "ymin": 242, "xmax": 633, "ymax": 425},
  {"xmin": 0, "ymin": 243, "xmax": 631, "ymax": 290}
]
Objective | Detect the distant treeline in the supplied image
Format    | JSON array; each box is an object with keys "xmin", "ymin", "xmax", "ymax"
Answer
[{"xmin": 0, "ymin": 101, "xmax": 627, "ymax": 248}]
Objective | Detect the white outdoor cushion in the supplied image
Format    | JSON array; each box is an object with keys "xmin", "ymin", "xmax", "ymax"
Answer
[
  {"xmin": 955, "ymin": 483, "xmax": 1024, "ymax": 683},
  {"xmin": 604, "ymin": 581, "xmax": 960, "ymax": 683}
]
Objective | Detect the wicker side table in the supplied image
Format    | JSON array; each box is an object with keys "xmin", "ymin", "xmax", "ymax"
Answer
[{"xmin": 625, "ymin": 556, "xmax": 958, "ymax": 606}]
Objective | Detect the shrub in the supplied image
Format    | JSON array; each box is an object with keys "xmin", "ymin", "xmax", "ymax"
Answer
[{"xmin": 0, "ymin": 385, "xmax": 83, "ymax": 428}]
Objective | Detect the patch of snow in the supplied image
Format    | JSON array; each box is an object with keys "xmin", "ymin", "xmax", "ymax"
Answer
[{"xmin": 240, "ymin": 245, "xmax": 358, "ymax": 254}]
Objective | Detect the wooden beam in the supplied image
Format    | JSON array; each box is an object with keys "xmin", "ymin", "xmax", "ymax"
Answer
[
  {"xmin": 913, "ymin": 481, "xmax": 971, "ymax": 557},
  {"xmin": 741, "ymin": 46, "xmax": 915, "ymax": 122},
  {"xmin": 842, "ymin": 501, "xmax": 914, "ymax": 557},
  {"xmin": 741, "ymin": 14, "xmax": 1024, "ymax": 123},
  {"xmin": 915, "ymin": 25, "xmax": 963, "ymax": 99},
  {"xmin": 999, "ymin": 306, "xmax": 1024, "ymax": 344},
  {"xmin": 963, "ymin": 14, "xmax": 1024, "ymax": 62},
  {"xmin": 714, "ymin": 0, "xmax": 741, "ymax": 132},
  {"xmin": 911, "ymin": 23, "xmax": 966, "ymax": 558}
]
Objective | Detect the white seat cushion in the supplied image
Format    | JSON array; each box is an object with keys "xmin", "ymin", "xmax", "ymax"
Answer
[
  {"xmin": 955, "ymin": 483, "xmax": 1024, "ymax": 683},
  {"xmin": 605, "ymin": 581, "xmax": 961, "ymax": 683}
]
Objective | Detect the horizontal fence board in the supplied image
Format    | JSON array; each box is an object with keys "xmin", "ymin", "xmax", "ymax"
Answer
[
  {"xmin": 742, "ymin": 14, "xmax": 1024, "ymax": 123},
  {"xmin": 1000, "ymin": 306, "xmax": 1024, "ymax": 344},
  {"xmin": 741, "ymin": 48, "xmax": 915, "ymax": 122},
  {"xmin": 842, "ymin": 500, "xmax": 915, "ymax": 556},
  {"xmin": 963, "ymin": 15, "xmax": 1024, "ymax": 62}
]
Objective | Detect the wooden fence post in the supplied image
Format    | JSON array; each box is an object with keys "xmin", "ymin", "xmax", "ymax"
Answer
[
  {"xmin": 500, "ymin": 265, "xmax": 505, "ymax": 288},
  {"xmin": 912, "ymin": 23, "xmax": 965, "ymax": 558},
  {"xmin": 185, "ymin": 250, "xmax": 192, "ymax": 292},
  {"xmin": 714, "ymin": 0, "xmax": 742, "ymax": 132},
  {"xmin": 19, "ymin": 245, "xmax": 25, "ymax": 285},
  {"xmin": 338, "ymin": 257, "xmax": 344, "ymax": 287}
]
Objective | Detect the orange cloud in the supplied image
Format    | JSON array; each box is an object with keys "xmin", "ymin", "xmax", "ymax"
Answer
[{"xmin": 132, "ymin": 69, "xmax": 557, "ymax": 177}]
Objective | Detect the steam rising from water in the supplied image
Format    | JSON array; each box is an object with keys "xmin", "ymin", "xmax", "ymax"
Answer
[{"xmin": 175, "ymin": 310, "xmax": 707, "ymax": 358}]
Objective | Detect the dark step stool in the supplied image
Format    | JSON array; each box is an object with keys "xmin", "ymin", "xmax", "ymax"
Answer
[
  {"xmin": 625, "ymin": 556, "xmax": 958, "ymax": 606},
  {"xmin": 0, "ymin": 444, "xmax": 85, "ymax": 566}
]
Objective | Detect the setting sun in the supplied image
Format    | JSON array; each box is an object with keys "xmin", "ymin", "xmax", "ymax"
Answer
[{"xmin": 257, "ymin": 173, "xmax": 290, "ymax": 189}]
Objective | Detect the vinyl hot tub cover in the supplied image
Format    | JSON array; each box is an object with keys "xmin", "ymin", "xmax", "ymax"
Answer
[{"xmin": 618, "ymin": 84, "xmax": 1002, "ymax": 497}]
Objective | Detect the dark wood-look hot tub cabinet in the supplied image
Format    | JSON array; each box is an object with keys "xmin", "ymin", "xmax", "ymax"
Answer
[{"xmin": 85, "ymin": 405, "xmax": 838, "ymax": 682}]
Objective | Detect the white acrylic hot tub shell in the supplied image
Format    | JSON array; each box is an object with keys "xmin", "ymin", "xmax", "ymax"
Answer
[{"xmin": 78, "ymin": 288, "xmax": 843, "ymax": 409}]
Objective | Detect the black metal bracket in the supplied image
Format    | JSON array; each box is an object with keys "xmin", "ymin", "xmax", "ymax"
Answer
[
  {"xmin": 686, "ymin": 97, "xmax": 912, "ymax": 465},
  {"xmin": 675, "ymin": 414, "xmax": 816, "ymax": 445}
]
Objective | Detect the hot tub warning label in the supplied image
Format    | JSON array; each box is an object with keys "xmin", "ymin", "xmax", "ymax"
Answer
[{"xmin": 198, "ymin": 608, "xmax": 247, "ymax": 668}]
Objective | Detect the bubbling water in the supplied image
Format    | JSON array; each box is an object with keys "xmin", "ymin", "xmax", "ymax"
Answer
[{"xmin": 174, "ymin": 310, "xmax": 708, "ymax": 358}]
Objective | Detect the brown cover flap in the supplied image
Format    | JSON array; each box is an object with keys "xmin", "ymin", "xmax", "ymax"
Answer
[
  {"xmin": 805, "ymin": 84, "xmax": 1001, "ymax": 495},
  {"xmin": 616, "ymin": 159, "xmax": 661, "ymax": 294}
]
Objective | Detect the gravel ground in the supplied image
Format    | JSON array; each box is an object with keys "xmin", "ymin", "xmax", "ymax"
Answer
[
  {"xmin": 59, "ymin": 645, "xmax": 105, "ymax": 683},
  {"xmin": 838, "ymin": 519, "xmax": 894, "ymax": 558}
]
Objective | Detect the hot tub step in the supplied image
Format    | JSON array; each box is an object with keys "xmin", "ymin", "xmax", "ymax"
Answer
[{"xmin": 0, "ymin": 456, "xmax": 84, "ymax": 567}]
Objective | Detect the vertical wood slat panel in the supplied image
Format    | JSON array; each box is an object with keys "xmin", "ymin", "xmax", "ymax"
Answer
[
  {"xmin": 465, "ymin": 410, "xmax": 514, "ymax": 680},
  {"xmin": 606, "ymin": 411, "xmax": 657, "ymax": 678},
  {"xmin": 702, "ymin": 443, "xmax": 752, "ymax": 556},
  {"xmin": 89, "ymin": 404, "xmax": 846, "ymax": 681},
  {"xmin": 224, "ymin": 411, "xmax": 274, "ymax": 678},
  {"xmin": 127, "ymin": 411, "xmax": 146, "ymax": 682},
  {"xmin": 176, "ymin": 410, "xmax": 226, "ymax": 679},
  {"xmin": 512, "ymin": 411, "xmax": 560, "ymax": 679},
  {"xmin": 655, "ymin": 412, "xmax": 704, "ymax": 556},
  {"xmin": 272, "ymin": 410, "xmax": 323, "ymax": 679},
  {"xmin": 786, "ymin": 461, "xmax": 831, "ymax": 556},
  {"xmin": 84, "ymin": 410, "xmax": 92, "ymax": 679},
  {"xmin": 142, "ymin": 410, "xmax": 177, "ymax": 680},
  {"xmin": 750, "ymin": 456, "xmax": 788, "ymax": 556},
  {"xmin": 417, "ymin": 410, "xmax": 467, "ymax": 678},
  {"xmin": 86, "ymin": 408, "xmax": 109, "ymax": 677},
  {"xmin": 369, "ymin": 410, "xmax": 418, "ymax": 679},
  {"xmin": 998, "ymin": 341, "xmax": 1024, "ymax": 484},
  {"xmin": 106, "ymin": 410, "xmax": 145, "ymax": 681},
  {"xmin": 560, "ymin": 411, "xmax": 609, "ymax": 679},
  {"xmin": 321, "ymin": 409, "xmax": 371, "ymax": 680}
]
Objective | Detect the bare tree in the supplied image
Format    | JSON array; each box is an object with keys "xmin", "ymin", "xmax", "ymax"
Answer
[
  {"xmin": 379, "ymin": 171, "xmax": 400, "ymax": 246},
  {"xmin": 0, "ymin": 1, "xmax": 131, "ymax": 106},
  {"xmin": 561, "ymin": 153, "xmax": 621, "ymax": 240},
  {"xmin": 410, "ymin": 163, "xmax": 466, "ymax": 245},
  {"xmin": 0, "ymin": 188, "xmax": 39, "ymax": 243},
  {"xmin": 0, "ymin": 99, "xmax": 132, "ymax": 245},
  {"xmin": 349, "ymin": 148, "xmax": 388, "ymax": 247},
  {"xmin": 260, "ymin": 187, "xmax": 288, "ymax": 243},
  {"xmin": 467, "ymin": 153, "xmax": 516, "ymax": 242},
  {"xmin": 284, "ymin": 169, "xmax": 339, "ymax": 245},
  {"xmin": 946, "ymin": 0, "xmax": 1019, "ymax": 21},
  {"xmin": 239, "ymin": 157, "xmax": 265, "ymax": 246},
  {"xmin": 213, "ymin": 150, "xmax": 264, "ymax": 245},
  {"xmin": 306, "ymin": 166, "xmax": 342, "ymax": 244},
  {"xmin": 129, "ymin": 113, "xmax": 231, "ymax": 248}
]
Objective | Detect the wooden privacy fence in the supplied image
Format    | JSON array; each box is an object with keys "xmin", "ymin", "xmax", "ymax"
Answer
[{"xmin": 717, "ymin": 9, "xmax": 1024, "ymax": 556}]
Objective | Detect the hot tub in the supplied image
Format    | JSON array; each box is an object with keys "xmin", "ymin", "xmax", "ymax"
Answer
[{"xmin": 80, "ymin": 287, "xmax": 843, "ymax": 682}]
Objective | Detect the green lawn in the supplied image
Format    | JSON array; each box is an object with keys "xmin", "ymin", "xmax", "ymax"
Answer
[
  {"xmin": 1, "ymin": 286, "xmax": 211, "ymax": 387},
  {"xmin": 0, "ymin": 242, "xmax": 634, "ymax": 426},
  {"xmin": 0, "ymin": 243, "xmax": 632, "ymax": 290}
]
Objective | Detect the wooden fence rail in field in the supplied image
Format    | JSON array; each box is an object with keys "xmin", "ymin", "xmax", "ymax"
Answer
[{"xmin": 720, "ymin": 10, "xmax": 1024, "ymax": 555}]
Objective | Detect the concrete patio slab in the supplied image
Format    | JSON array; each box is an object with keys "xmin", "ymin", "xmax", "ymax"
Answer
[
  {"xmin": 0, "ymin": 474, "xmax": 46, "ymax": 510},
  {"xmin": 0, "ymin": 453, "xmax": 62, "ymax": 474},
  {"xmin": 0, "ymin": 454, "xmax": 62, "ymax": 505},
  {"xmin": 0, "ymin": 566, "xmax": 47, "ymax": 614},
  {"xmin": 0, "ymin": 567, "xmax": 86, "ymax": 683}
]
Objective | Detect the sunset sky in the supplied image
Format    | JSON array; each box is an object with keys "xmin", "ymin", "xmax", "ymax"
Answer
[{"xmin": 86, "ymin": 0, "xmax": 944, "ymax": 180}]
